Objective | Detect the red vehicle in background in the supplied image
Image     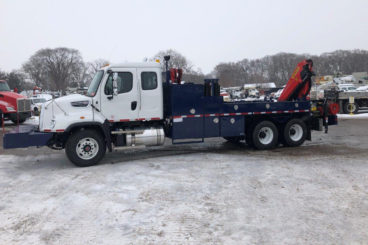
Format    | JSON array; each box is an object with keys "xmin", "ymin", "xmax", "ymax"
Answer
[{"xmin": 0, "ymin": 80, "xmax": 31, "ymax": 124}]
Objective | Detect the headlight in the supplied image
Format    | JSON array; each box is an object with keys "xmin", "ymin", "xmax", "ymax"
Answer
[
  {"xmin": 71, "ymin": 101, "xmax": 89, "ymax": 107},
  {"xmin": 6, "ymin": 106, "xmax": 15, "ymax": 112}
]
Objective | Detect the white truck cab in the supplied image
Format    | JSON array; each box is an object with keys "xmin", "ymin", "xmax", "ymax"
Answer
[{"xmin": 40, "ymin": 63, "xmax": 163, "ymax": 133}]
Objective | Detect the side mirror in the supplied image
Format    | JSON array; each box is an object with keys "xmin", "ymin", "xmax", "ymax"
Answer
[{"xmin": 113, "ymin": 73, "xmax": 118, "ymax": 96}]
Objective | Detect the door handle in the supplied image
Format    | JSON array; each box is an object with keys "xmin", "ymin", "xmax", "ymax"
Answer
[{"xmin": 131, "ymin": 101, "xmax": 137, "ymax": 110}]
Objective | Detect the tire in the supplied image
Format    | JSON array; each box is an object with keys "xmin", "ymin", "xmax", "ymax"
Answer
[
  {"xmin": 65, "ymin": 129, "xmax": 106, "ymax": 167},
  {"xmin": 282, "ymin": 119, "xmax": 307, "ymax": 147},
  {"xmin": 223, "ymin": 136, "xmax": 243, "ymax": 143},
  {"xmin": 343, "ymin": 102, "xmax": 359, "ymax": 114},
  {"xmin": 252, "ymin": 121, "xmax": 278, "ymax": 150}
]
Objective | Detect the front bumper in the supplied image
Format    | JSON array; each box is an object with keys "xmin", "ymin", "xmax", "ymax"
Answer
[
  {"xmin": 2, "ymin": 111, "xmax": 31, "ymax": 120},
  {"xmin": 3, "ymin": 124, "xmax": 53, "ymax": 149}
]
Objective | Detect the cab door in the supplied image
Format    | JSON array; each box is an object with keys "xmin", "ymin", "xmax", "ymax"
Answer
[
  {"xmin": 99, "ymin": 68, "xmax": 139, "ymax": 122},
  {"xmin": 137, "ymin": 68, "xmax": 163, "ymax": 120}
]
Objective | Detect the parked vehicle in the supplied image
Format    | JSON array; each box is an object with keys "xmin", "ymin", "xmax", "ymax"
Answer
[
  {"xmin": 31, "ymin": 97, "xmax": 47, "ymax": 115},
  {"xmin": 220, "ymin": 91, "xmax": 231, "ymax": 101},
  {"xmin": 3, "ymin": 58, "xmax": 338, "ymax": 167},
  {"xmin": 312, "ymin": 83, "xmax": 368, "ymax": 114},
  {"xmin": 338, "ymin": 84, "xmax": 357, "ymax": 92},
  {"xmin": 0, "ymin": 80, "xmax": 31, "ymax": 124},
  {"xmin": 337, "ymin": 90, "xmax": 368, "ymax": 114}
]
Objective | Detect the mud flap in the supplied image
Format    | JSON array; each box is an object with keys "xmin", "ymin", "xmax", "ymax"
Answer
[
  {"xmin": 306, "ymin": 128, "xmax": 311, "ymax": 141},
  {"xmin": 102, "ymin": 119, "xmax": 112, "ymax": 152}
]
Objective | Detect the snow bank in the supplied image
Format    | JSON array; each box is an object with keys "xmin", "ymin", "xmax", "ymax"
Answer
[{"xmin": 337, "ymin": 113, "xmax": 368, "ymax": 119}]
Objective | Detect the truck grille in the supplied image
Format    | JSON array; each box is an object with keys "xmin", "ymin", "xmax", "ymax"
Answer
[{"xmin": 17, "ymin": 98, "xmax": 31, "ymax": 112}]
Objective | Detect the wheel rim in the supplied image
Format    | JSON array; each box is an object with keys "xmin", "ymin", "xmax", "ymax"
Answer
[
  {"xmin": 289, "ymin": 124, "xmax": 303, "ymax": 142},
  {"xmin": 347, "ymin": 103, "xmax": 356, "ymax": 113},
  {"xmin": 76, "ymin": 137, "xmax": 99, "ymax": 160},
  {"xmin": 258, "ymin": 127, "xmax": 274, "ymax": 145}
]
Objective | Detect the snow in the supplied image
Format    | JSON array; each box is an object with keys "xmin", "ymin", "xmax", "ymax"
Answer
[
  {"xmin": 338, "ymin": 113, "xmax": 368, "ymax": 119},
  {"xmin": 1, "ymin": 127, "xmax": 368, "ymax": 244},
  {"xmin": 356, "ymin": 85, "xmax": 368, "ymax": 91},
  {"xmin": 25, "ymin": 116, "xmax": 39, "ymax": 125},
  {"xmin": 243, "ymin": 83, "xmax": 276, "ymax": 89},
  {"xmin": 1, "ymin": 118, "xmax": 368, "ymax": 244}
]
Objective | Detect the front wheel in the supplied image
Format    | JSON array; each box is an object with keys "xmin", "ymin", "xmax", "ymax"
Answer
[
  {"xmin": 65, "ymin": 129, "xmax": 106, "ymax": 167},
  {"xmin": 252, "ymin": 121, "xmax": 278, "ymax": 150}
]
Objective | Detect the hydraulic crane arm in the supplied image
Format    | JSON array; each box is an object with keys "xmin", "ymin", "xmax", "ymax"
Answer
[{"xmin": 278, "ymin": 59, "xmax": 315, "ymax": 102}]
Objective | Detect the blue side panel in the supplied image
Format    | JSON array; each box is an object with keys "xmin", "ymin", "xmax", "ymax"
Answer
[
  {"xmin": 203, "ymin": 96, "xmax": 223, "ymax": 113},
  {"xmin": 220, "ymin": 116, "xmax": 245, "ymax": 137},
  {"xmin": 204, "ymin": 116, "xmax": 220, "ymax": 137},
  {"xmin": 203, "ymin": 96, "xmax": 222, "ymax": 138},
  {"xmin": 172, "ymin": 117, "xmax": 204, "ymax": 139},
  {"xmin": 220, "ymin": 101, "xmax": 310, "ymax": 114},
  {"xmin": 3, "ymin": 125, "xmax": 53, "ymax": 149},
  {"xmin": 164, "ymin": 83, "xmax": 205, "ymax": 139},
  {"xmin": 164, "ymin": 83, "xmax": 204, "ymax": 117}
]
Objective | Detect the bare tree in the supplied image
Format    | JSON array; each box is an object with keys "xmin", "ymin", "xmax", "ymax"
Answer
[
  {"xmin": 81, "ymin": 59, "xmax": 110, "ymax": 86},
  {"xmin": 0, "ymin": 70, "xmax": 27, "ymax": 91},
  {"xmin": 23, "ymin": 47, "xmax": 85, "ymax": 92},
  {"xmin": 153, "ymin": 49, "xmax": 193, "ymax": 73},
  {"xmin": 152, "ymin": 49, "xmax": 206, "ymax": 84}
]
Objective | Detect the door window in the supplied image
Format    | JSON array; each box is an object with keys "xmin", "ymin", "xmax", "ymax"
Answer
[
  {"xmin": 104, "ymin": 72, "xmax": 133, "ymax": 95},
  {"xmin": 141, "ymin": 72, "xmax": 158, "ymax": 90}
]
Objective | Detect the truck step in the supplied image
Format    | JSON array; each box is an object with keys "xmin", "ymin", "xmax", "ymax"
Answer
[
  {"xmin": 113, "ymin": 145, "xmax": 146, "ymax": 151},
  {"xmin": 111, "ymin": 130, "xmax": 144, "ymax": 135}
]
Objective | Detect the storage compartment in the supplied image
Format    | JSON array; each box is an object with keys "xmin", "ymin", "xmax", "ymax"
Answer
[{"xmin": 220, "ymin": 116, "xmax": 245, "ymax": 137}]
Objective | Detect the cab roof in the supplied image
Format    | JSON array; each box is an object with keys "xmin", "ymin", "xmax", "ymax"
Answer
[{"xmin": 103, "ymin": 62, "xmax": 161, "ymax": 70}]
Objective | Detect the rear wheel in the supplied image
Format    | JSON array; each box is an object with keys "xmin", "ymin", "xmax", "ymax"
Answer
[
  {"xmin": 252, "ymin": 121, "xmax": 278, "ymax": 150},
  {"xmin": 65, "ymin": 129, "xmax": 106, "ymax": 167},
  {"xmin": 343, "ymin": 101, "xmax": 359, "ymax": 114},
  {"xmin": 283, "ymin": 119, "xmax": 307, "ymax": 147}
]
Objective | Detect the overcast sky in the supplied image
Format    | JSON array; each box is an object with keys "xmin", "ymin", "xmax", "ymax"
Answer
[{"xmin": 1, "ymin": 0, "xmax": 368, "ymax": 74}]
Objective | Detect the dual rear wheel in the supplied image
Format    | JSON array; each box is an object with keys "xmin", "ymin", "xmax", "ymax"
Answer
[{"xmin": 246, "ymin": 119, "xmax": 307, "ymax": 150}]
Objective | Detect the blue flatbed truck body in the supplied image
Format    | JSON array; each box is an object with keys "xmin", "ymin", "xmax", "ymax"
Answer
[{"xmin": 163, "ymin": 82, "xmax": 314, "ymax": 142}]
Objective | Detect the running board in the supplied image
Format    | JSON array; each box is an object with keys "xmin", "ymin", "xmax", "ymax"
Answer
[
  {"xmin": 113, "ymin": 145, "xmax": 146, "ymax": 151},
  {"xmin": 111, "ymin": 130, "xmax": 144, "ymax": 135}
]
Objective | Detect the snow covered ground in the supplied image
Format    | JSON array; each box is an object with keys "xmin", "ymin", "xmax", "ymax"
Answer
[{"xmin": 0, "ymin": 120, "xmax": 368, "ymax": 244}]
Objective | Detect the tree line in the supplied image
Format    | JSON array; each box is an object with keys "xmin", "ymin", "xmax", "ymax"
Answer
[
  {"xmin": 1, "ymin": 48, "xmax": 367, "ymax": 92},
  {"xmin": 214, "ymin": 49, "xmax": 368, "ymax": 87}
]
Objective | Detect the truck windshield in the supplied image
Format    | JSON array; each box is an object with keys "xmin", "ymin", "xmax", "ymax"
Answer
[
  {"xmin": 0, "ymin": 82, "xmax": 11, "ymax": 92},
  {"xmin": 86, "ymin": 70, "xmax": 104, "ymax": 97}
]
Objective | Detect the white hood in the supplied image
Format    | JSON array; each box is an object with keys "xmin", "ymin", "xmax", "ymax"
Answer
[{"xmin": 40, "ymin": 94, "xmax": 96, "ymax": 132}]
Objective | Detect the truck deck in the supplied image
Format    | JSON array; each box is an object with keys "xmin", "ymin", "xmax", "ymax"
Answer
[{"xmin": 164, "ymin": 82, "xmax": 310, "ymax": 142}]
